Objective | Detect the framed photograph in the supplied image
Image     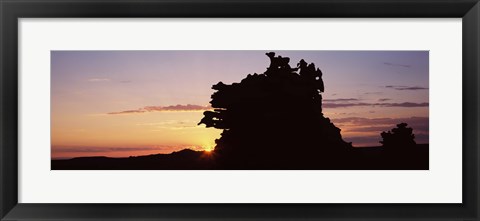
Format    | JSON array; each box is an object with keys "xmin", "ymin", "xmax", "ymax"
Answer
[{"xmin": 1, "ymin": 0, "xmax": 478, "ymax": 220}]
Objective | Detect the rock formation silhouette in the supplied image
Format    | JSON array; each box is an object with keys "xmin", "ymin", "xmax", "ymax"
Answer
[{"xmin": 199, "ymin": 52, "xmax": 352, "ymax": 169}]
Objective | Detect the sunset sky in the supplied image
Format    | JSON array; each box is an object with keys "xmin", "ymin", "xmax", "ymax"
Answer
[{"xmin": 51, "ymin": 51, "xmax": 428, "ymax": 159}]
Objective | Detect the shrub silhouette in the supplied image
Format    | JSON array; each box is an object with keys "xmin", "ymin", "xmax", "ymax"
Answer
[
  {"xmin": 380, "ymin": 123, "xmax": 417, "ymax": 149},
  {"xmin": 199, "ymin": 52, "xmax": 352, "ymax": 169}
]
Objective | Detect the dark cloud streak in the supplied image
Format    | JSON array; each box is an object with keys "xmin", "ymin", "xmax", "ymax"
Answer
[
  {"xmin": 332, "ymin": 116, "xmax": 428, "ymax": 126},
  {"xmin": 386, "ymin": 85, "xmax": 428, "ymax": 90},
  {"xmin": 383, "ymin": 62, "xmax": 411, "ymax": 68},
  {"xmin": 108, "ymin": 104, "xmax": 211, "ymax": 115},
  {"xmin": 323, "ymin": 98, "xmax": 359, "ymax": 102},
  {"xmin": 323, "ymin": 102, "xmax": 428, "ymax": 108}
]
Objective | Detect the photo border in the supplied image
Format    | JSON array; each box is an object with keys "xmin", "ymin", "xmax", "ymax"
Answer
[{"xmin": 1, "ymin": 0, "xmax": 479, "ymax": 220}]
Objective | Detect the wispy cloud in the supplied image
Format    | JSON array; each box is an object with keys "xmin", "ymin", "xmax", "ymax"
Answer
[
  {"xmin": 364, "ymin": 92, "xmax": 383, "ymax": 95},
  {"xmin": 137, "ymin": 120, "xmax": 200, "ymax": 130},
  {"xmin": 136, "ymin": 120, "xmax": 196, "ymax": 126},
  {"xmin": 332, "ymin": 116, "xmax": 428, "ymax": 130},
  {"xmin": 108, "ymin": 104, "xmax": 211, "ymax": 115},
  {"xmin": 384, "ymin": 102, "xmax": 429, "ymax": 107},
  {"xmin": 386, "ymin": 85, "xmax": 428, "ymax": 90},
  {"xmin": 378, "ymin": 98, "xmax": 391, "ymax": 102},
  {"xmin": 383, "ymin": 62, "xmax": 411, "ymax": 68},
  {"xmin": 88, "ymin": 78, "xmax": 110, "ymax": 82},
  {"xmin": 323, "ymin": 102, "xmax": 428, "ymax": 108},
  {"xmin": 109, "ymin": 109, "xmax": 146, "ymax": 114},
  {"xmin": 323, "ymin": 98, "xmax": 359, "ymax": 102}
]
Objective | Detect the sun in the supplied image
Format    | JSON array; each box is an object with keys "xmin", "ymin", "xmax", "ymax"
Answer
[
  {"xmin": 202, "ymin": 142, "xmax": 215, "ymax": 152},
  {"xmin": 203, "ymin": 146, "xmax": 214, "ymax": 152},
  {"xmin": 198, "ymin": 136, "xmax": 218, "ymax": 153}
]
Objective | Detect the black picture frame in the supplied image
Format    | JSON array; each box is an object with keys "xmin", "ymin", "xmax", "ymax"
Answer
[{"xmin": 1, "ymin": 0, "xmax": 479, "ymax": 220}]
